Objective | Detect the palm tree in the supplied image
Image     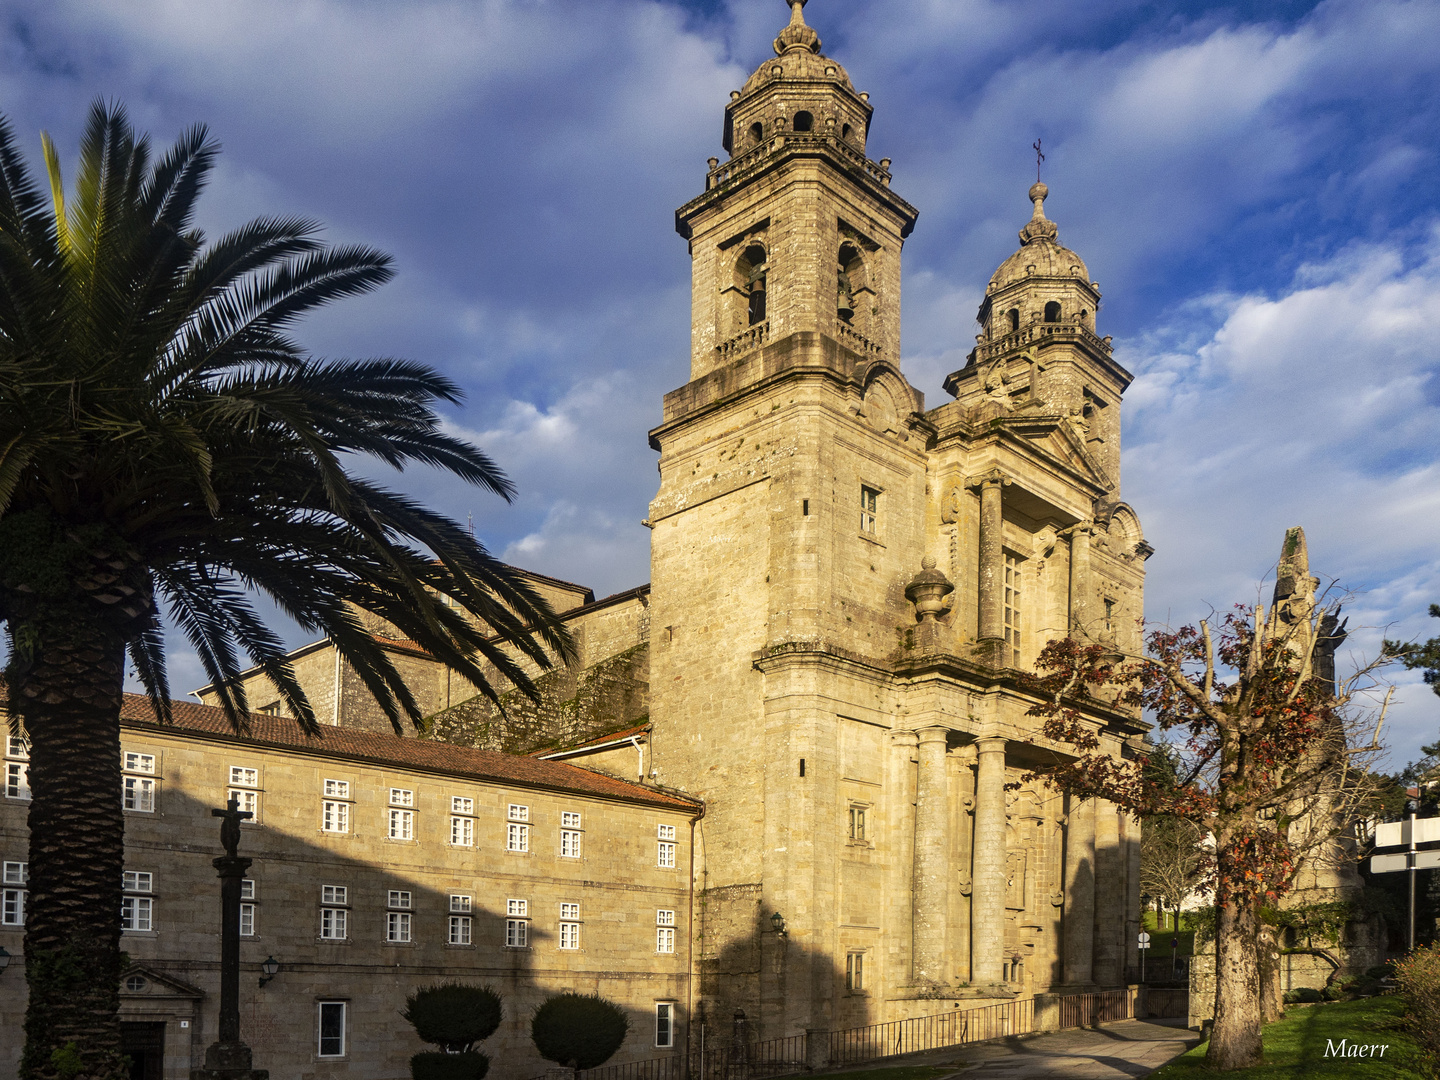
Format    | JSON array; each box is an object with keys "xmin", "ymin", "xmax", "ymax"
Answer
[{"xmin": 0, "ymin": 101, "xmax": 572, "ymax": 1080}]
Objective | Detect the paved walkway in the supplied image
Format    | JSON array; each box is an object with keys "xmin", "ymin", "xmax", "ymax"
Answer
[{"xmin": 821, "ymin": 1017, "xmax": 1202, "ymax": 1079}]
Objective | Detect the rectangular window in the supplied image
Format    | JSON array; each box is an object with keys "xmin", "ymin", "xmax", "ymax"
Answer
[
  {"xmin": 241, "ymin": 879, "xmax": 255, "ymax": 900},
  {"xmin": 559, "ymin": 902, "xmax": 581, "ymax": 950},
  {"xmin": 846, "ymin": 951, "xmax": 865, "ymax": 991},
  {"xmin": 227, "ymin": 788, "xmax": 258, "ymax": 818},
  {"xmin": 657, "ymin": 823, "xmax": 677, "ymax": 868},
  {"xmin": 389, "ymin": 788, "xmax": 414, "ymax": 807},
  {"xmin": 386, "ymin": 911, "xmax": 412, "ymax": 943},
  {"xmin": 1003, "ymin": 552, "xmax": 1022, "ymax": 666},
  {"xmin": 562, "ymin": 811, "xmax": 582, "ymax": 827},
  {"xmin": 848, "ymin": 805, "xmax": 867, "ymax": 842},
  {"xmin": 655, "ymin": 1003, "xmax": 675, "ymax": 1048},
  {"xmin": 388, "ymin": 890, "xmax": 412, "ymax": 910},
  {"xmin": 2, "ymin": 861, "xmax": 27, "ymax": 885},
  {"xmin": 388, "ymin": 808, "xmax": 414, "ymax": 840},
  {"xmin": 322, "ymin": 800, "xmax": 349, "ymax": 834},
  {"xmin": 860, "ymin": 485, "xmax": 879, "ymax": 534},
  {"xmin": 450, "ymin": 894, "xmax": 472, "ymax": 913},
  {"xmin": 451, "ymin": 816, "xmax": 474, "ymax": 847},
  {"xmin": 318, "ymin": 1001, "xmax": 346, "ymax": 1057},
  {"xmin": 5, "ymin": 761, "xmax": 29, "ymax": 801},
  {"xmin": 121, "ymin": 896, "xmax": 153, "ymax": 932},
  {"xmin": 1, "ymin": 865, "xmax": 26, "ymax": 927},
  {"xmin": 124, "ymin": 752, "xmax": 155, "ymax": 773},
  {"xmin": 560, "ymin": 829, "xmax": 582, "ymax": 858},
  {"xmin": 239, "ymin": 903, "xmax": 256, "ymax": 937},
  {"xmin": 506, "ymin": 822, "xmax": 529, "ymax": 852},
  {"xmin": 123, "ymin": 776, "xmax": 155, "ymax": 813},
  {"xmin": 229, "ymin": 766, "xmax": 258, "ymax": 787},
  {"xmin": 322, "ymin": 885, "xmax": 348, "ymax": 905},
  {"xmin": 5, "ymin": 736, "xmax": 28, "ymax": 759},
  {"xmin": 452, "ymin": 796, "xmax": 474, "ymax": 814},
  {"xmin": 508, "ymin": 803, "xmax": 529, "ymax": 822},
  {"xmin": 123, "ymin": 871, "xmax": 153, "ymax": 893},
  {"xmin": 657, "ymin": 908, "xmax": 676, "ymax": 953},
  {"xmin": 449, "ymin": 915, "xmax": 472, "ymax": 945},
  {"xmin": 324, "ymin": 779, "xmax": 349, "ymax": 798},
  {"xmin": 506, "ymin": 898, "xmax": 528, "ymax": 947},
  {"xmin": 320, "ymin": 907, "xmax": 348, "ymax": 940}
]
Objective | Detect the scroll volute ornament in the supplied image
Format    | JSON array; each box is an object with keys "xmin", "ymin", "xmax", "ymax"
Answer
[{"xmin": 905, "ymin": 555, "xmax": 953, "ymax": 621}]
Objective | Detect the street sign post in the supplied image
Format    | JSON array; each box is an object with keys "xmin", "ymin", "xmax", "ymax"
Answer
[
  {"xmin": 1139, "ymin": 931, "xmax": 1150, "ymax": 982},
  {"xmin": 1370, "ymin": 813, "xmax": 1440, "ymax": 951}
]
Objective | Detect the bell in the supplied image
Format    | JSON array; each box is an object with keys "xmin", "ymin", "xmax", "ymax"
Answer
[{"xmin": 837, "ymin": 288, "xmax": 855, "ymax": 322}]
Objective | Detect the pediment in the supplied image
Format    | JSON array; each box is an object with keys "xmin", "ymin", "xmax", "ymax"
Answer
[
  {"xmin": 119, "ymin": 964, "xmax": 204, "ymax": 1000},
  {"xmin": 994, "ymin": 410, "xmax": 1114, "ymax": 493}
]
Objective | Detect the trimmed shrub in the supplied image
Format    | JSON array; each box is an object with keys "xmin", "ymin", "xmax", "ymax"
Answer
[
  {"xmin": 410, "ymin": 1052, "xmax": 489, "ymax": 1080},
  {"xmin": 404, "ymin": 984, "xmax": 503, "ymax": 1053},
  {"xmin": 1394, "ymin": 943, "xmax": 1440, "ymax": 1055},
  {"xmin": 1287, "ymin": 987, "xmax": 1324, "ymax": 1003},
  {"xmin": 531, "ymin": 993, "xmax": 629, "ymax": 1070}
]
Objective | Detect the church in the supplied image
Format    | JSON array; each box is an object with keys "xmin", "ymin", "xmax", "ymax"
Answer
[{"xmin": 0, "ymin": 2, "xmax": 1150, "ymax": 1076}]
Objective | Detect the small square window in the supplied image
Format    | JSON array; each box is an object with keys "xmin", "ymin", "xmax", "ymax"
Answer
[
  {"xmin": 390, "ymin": 788, "xmax": 414, "ymax": 807},
  {"xmin": 2, "ymin": 862, "xmax": 27, "ymax": 886},
  {"xmin": 657, "ymin": 823, "xmax": 677, "ymax": 841},
  {"xmin": 451, "ymin": 796, "xmax": 474, "ymax": 815},
  {"xmin": 388, "ymin": 890, "xmax": 412, "ymax": 910},
  {"xmin": 508, "ymin": 804, "xmax": 529, "ymax": 822},
  {"xmin": 5, "ymin": 735, "xmax": 28, "ymax": 759},
  {"xmin": 322, "ymin": 885, "xmax": 348, "ymax": 905},
  {"xmin": 450, "ymin": 894, "xmax": 472, "ymax": 913},
  {"xmin": 562, "ymin": 811, "xmax": 582, "ymax": 828},
  {"xmin": 324, "ymin": 779, "xmax": 350, "ymax": 798},
  {"xmin": 240, "ymin": 879, "xmax": 255, "ymax": 900},
  {"xmin": 124, "ymin": 752, "xmax": 155, "ymax": 774},
  {"xmin": 123, "ymin": 871, "xmax": 153, "ymax": 893},
  {"xmin": 507, "ymin": 898, "xmax": 527, "ymax": 917},
  {"xmin": 560, "ymin": 902, "xmax": 580, "ymax": 920},
  {"xmin": 229, "ymin": 766, "xmax": 258, "ymax": 787}
]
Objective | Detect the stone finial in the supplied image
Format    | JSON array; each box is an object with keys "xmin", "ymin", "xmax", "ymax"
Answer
[
  {"xmin": 1019, "ymin": 180, "xmax": 1058, "ymax": 246},
  {"xmin": 774, "ymin": 0, "xmax": 821, "ymax": 54},
  {"xmin": 905, "ymin": 555, "xmax": 954, "ymax": 622},
  {"xmin": 1273, "ymin": 525, "xmax": 1319, "ymax": 624}
]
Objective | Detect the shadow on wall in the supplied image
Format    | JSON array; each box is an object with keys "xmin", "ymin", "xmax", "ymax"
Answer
[{"xmin": 1, "ymin": 783, "xmax": 685, "ymax": 1079}]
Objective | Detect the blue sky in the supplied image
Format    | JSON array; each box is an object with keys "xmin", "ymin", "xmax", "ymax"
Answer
[{"xmin": 2, "ymin": 0, "xmax": 1437, "ymax": 767}]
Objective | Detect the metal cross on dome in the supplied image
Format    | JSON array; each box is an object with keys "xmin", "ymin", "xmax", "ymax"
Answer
[{"xmin": 1033, "ymin": 138, "xmax": 1045, "ymax": 183}]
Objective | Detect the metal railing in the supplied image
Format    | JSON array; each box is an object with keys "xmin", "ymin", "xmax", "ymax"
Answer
[{"xmin": 538, "ymin": 988, "xmax": 1131, "ymax": 1080}]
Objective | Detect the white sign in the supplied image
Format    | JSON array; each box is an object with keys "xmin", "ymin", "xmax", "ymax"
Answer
[
  {"xmin": 1417, "ymin": 850, "xmax": 1440, "ymax": 871},
  {"xmin": 1138, "ymin": 932, "xmax": 1151, "ymax": 948},
  {"xmin": 1371, "ymin": 853, "xmax": 1409, "ymax": 874},
  {"xmin": 1375, "ymin": 817, "xmax": 1440, "ymax": 848}
]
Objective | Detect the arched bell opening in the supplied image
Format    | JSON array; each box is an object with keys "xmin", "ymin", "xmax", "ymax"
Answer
[
  {"xmin": 793, "ymin": 110, "xmax": 814, "ymax": 133},
  {"xmin": 749, "ymin": 121, "xmax": 764, "ymax": 146},
  {"xmin": 837, "ymin": 242, "xmax": 869, "ymax": 330},
  {"xmin": 733, "ymin": 243, "xmax": 768, "ymax": 328},
  {"xmin": 1043, "ymin": 301, "xmax": 1061, "ymax": 323},
  {"xmin": 1007, "ymin": 308, "xmax": 1020, "ymax": 333}
]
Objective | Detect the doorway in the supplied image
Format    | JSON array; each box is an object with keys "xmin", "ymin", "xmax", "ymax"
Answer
[{"xmin": 121, "ymin": 1022, "xmax": 165, "ymax": 1080}]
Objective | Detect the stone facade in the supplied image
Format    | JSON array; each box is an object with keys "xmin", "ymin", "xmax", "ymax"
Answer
[{"xmin": 0, "ymin": 704, "xmax": 698, "ymax": 1080}]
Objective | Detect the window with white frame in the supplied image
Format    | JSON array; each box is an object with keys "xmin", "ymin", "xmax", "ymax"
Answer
[
  {"xmin": 4, "ymin": 735, "xmax": 29, "ymax": 802},
  {"xmin": 655, "ymin": 1002, "xmax": 676, "ymax": 1048},
  {"xmin": 847, "ymin": 804, "xmax": 868, "ymax": 843},
  {"xmin": 2, "ymin": 861, "xmax": 27, "ymax": 926},
  {"xmin": 506, "ymin": 804, "xmax": 529, "ymax": 852},
  {"xmin": 121, "ymin": 871, "xmax": 153, "ymax": 932},
  {"xmin": 1003, "ymin": 552, "xmax": 1022, "ymax": 667},
  {"xmin": 227, "ymin": 764, "xmax": 259, "ymax": 820},
  {"xmin": 449, "ymin": 895, "xmax": 472, "ymax": 945},
  {"xmin": 560, "ymin": 811, "xmax": 582, "ymax": 858},
  {"xmin": 846, "ymin": 951, "xmax": 865, "ymax": 992},
  {"xmin": 450, "ymin": 796, "xmax": 475, "ymax": 847},
  {"xmin": 240, "ymin": 878, "xmax": 256, "ymax": 937},
  {"xmin": 387, "ymin": 891, "xmax": 413, "ymax": 942},
  {"xmin": 122, "ymin": 752, "xmax": 156, "ymax": 813},
  {"xmin": 320, "ymin": 885, "xmax": 349, "ymax": 940},
  {"xmin": 558, "ymin": 902, "xmax": 580, "ymax": 950},
  {"xmin": 321, "ymin": 779, "xmax": 351, "ymax": 834},
  {"xmin": 657, "ymin": 823, "xmax": 677, "ymax": 868},
  {"xmin": 505, "ymin": 898, "xmax": 528, "ymax": 947},
  {"xmin": 388, "ymin": 790, "xmax": 414, "ymax": 840},
  {"xmin": 318, "ymin": 1001, "xmax": 347, "ymax": 1057},
  {"xmin": 860, "ymin": 485, "xmax": 879, "ymax": 534},
  {"xmin": 657, "ymin": 909, "xmax": 676, "ymax": 953}
]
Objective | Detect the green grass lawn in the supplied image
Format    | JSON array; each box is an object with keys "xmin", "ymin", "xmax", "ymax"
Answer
[
  {"xmin": 1143, "ymin": 910, "xmax": 1197, "ymax": 958},
  {"xmin": 1149, "ymin": 996, "xmax": 1433, "ymax": 1079}
]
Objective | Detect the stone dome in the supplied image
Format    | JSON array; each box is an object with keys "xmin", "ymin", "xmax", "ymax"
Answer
[
  {"xmin": 988, "ymin": 182, "xmax": 1090, "ymax": 292},
  {"xmin": 739, "ymin": 0, "xmax": 857, "ymax": 97}
]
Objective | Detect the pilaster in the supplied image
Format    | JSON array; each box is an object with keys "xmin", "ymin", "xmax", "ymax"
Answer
[
  {"xmin": 1062, "ymin": 793, "xmax": 1096, "ymax": 986},
  {"xmin": 911, "ymin": 727, "xmax": 950, "ymax": 984},
  {"xmin": 971, "ymin": 737, "xmax": 1007, "ymax": 985}
]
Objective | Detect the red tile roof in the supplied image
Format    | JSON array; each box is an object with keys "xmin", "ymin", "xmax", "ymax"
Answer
[
  {"xmin": 533, "ymin": 723, "xmax": 652, "ymax": 757},
  {"xmin": 118, "ymin": 695, "xmax": 699, "ymax": 812}
]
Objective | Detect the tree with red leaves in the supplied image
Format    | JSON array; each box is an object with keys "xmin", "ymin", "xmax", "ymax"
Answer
[{"xmin": 1021, "ymin": 595, "xmax": 1391, "ymax": 1070}]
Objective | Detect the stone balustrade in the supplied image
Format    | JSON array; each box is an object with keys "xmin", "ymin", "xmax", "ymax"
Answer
[
  {"xmin": 714, "ymin": 320, "xmax": 769, "ymax": 361},
  {"xmin": 700, "ymin": 132, "xmax": 894, "ymax": 194},
  {"xmin": 971, "ymin": 320, "xmax": 1113, "ymax": 365}
]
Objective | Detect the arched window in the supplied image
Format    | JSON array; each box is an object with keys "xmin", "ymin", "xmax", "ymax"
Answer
[
  {"xmin": 793, "ymin": 111, "xmax": 814, "ymax": 132},
  {"xmin": 841, "ymin": 123, "xmax": 852, "ymax": 142},
  {"xmin": 749, "ymin": 121, "xmax": 764, "ymax": 145},
  {"xmin": 735, "ymin": 244, "xmax": 767, "ymax": 326},
  {"xmin": 1044, "ymin": 301, "xmax": 1061, "ymax": 323},
  {"xmin": 1007, "ymin": 308, "xmax": 1020, "ymax": 333},
  {"xmin": 1079, "ymin": 309, "xmax": 1089, "ymax": 325},
  {"xmin": 837, "ymin": 243, "xmax": 864, "ymax": 324}
]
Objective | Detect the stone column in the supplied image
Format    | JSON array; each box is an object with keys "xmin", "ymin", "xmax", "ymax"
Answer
[
  {"xmin": 971, "ymin": 737, "xmax": 1007, "ymax": 986},
  {"xmin": 1068, "ymin": 523, "xmax": 1093, "ymax": 637},
  {"xmin": 1092, "ymin": 799, "xmax": 1123, "ymax": 986},
  {"xmin": 1062, "ymin": 794, "xmax": 1096, "ymax": 986},
  {"xmin": 1123, "ymin": 809, "xmax": 1142, "ymax": 984},
  {"xmin": 971, "ymin": 470, "xmax": 1007, "ymax": 666},
  {"xmin": 889, "ymin": 729, "xmax": 919, "ymax": 991},
  {"xmin": 912, "ymin": 727, "xmax": 950, "ymax": 984}
]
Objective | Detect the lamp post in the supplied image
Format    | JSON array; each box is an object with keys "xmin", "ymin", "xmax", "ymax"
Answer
[{"xmin": 258, "ymin": 956, "xmax": 279, "ymax": 989}]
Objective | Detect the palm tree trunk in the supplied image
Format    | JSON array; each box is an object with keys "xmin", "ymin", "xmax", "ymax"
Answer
[
  {"xmin": 15, "ymin": 618, "xmax": 128, "ymax": 1080},
  {"xmin": 1207, "ymin": 898, "xmax": 1264, "ymax": 1069}
]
